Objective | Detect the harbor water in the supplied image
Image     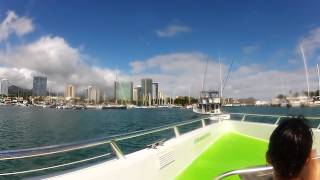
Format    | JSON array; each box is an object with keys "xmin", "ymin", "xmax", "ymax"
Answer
[{"xmin": 0, "ymin": 105, "xmax": 320, "ymax": 179}]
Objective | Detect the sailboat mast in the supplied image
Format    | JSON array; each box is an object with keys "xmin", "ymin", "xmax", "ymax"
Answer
[
  {"xmin": 201, "ymin": 57, "xmax": 209, "ymax": 92},
  {"xmin": 219, "ymin": 54, "xmax": 223, "ymax": 97},
  {"xmin": 300, "ymin": 45, "xmax": 310, "ymax": 97},
  {"xmin": 115, "ymin": 72, "xmax": 118, "ymax": 104},
  {"xmin": 188, "ymin": 85, "xmax": 191, "ymax": 104},
  {"xmin": 317, "ymin": 64, "xmax": 320, "ymax": 96}
]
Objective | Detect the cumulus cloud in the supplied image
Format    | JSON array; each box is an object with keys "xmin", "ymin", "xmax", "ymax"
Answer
[
  {"xmin": 0, "ymin": 10, "xmax": 34, "ymax": 41},
  {"xmin": 130, "ymin": 52, "xmax": 224, "ymax": 95},
  {"xmin": 0, "ymin": 36, "xmax": 117, "ymax": 93},
  {"xmin": 130, "ymin": 52, "xmax": 319, "ymax": 99},
  {"xmin": 0, "ymin": 37, "xmax": 317, "ymax": 99},
  {"xmin": 299, "ymin": 27, "xmax": 320, "ymax": 59},
  {"xmin": 156, "ymin": 25, "xmax": 191, "ymax": 37},
  {"xmin": 1, "ymin": 10, "xmax": 320, "ymax": 100}
]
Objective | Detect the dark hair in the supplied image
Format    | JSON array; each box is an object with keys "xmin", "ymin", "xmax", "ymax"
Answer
[{"xmin": 266, "ymin": 116, "xmax": 313, "ymax": 179}]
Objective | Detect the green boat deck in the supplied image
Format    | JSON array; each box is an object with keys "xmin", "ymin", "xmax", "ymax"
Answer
[{"xmin": 176, "ymin": 132, "xmax": 268, "ymax": 180}]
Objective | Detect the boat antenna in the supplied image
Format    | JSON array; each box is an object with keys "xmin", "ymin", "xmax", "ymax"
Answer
[
  {"xmin": 300, "ymin": 45, "xmax": 310, "ymax": 97},
  {"xmin": 222, "ymin": 58, "xmax": 234, "ymax": 93},
  {"xmin": 219, "ymin": 54, "xmax": 223, "ymax": 98},
  {"xmin": 317, "ymin": 64, "xmax": 320, "ymax": 96},
  {"xmin": 201, "ymin": 56, "xmax": 209, "ymax": 92},
  {"xmin": 115, "ymin": 72, "xmax": 118, "ymax": 104},
  {"xmin": 188, "ymin": 85, "xmax": 191, "ymax": 104}
]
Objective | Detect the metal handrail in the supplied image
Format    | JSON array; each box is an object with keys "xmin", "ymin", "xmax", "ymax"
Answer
[
  {"xmin": 214, "ymin": 165, "xmax": 273, "ymax": 180},
  {"xmin": 0, "ymin": 116, "xmax": 209, "ymax": 161},
  {"xmin": 214, "ymin": 156, "xmax": 320, "ymax": 180},
  {"xmin": 0, "ymin": 138, "xmax": 112, "ymax": 160},
  {"xmin": 229, "ymin": 113, "xmax": 320, "ymax": 128},
  {"xmin": 2, "ymin": 112, "xmax": 320, "ymax": 176},
  {"xmin": 0, "ymin": 116, "xmax": 210, "ymax": 176},
  {"xmin": 229, "ymin": 113, "xmax": 320, "ymax": 120},
  {"xmin": 0, "ymin": 153, "xmax": 111, "ymax": 176},
  {"xmin": 3, "ymin": 113, "xmax": 320, "ymax": 161}
]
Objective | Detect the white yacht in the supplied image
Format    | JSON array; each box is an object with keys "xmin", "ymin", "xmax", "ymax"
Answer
[{"xmin": 193, "ymin": 90, "xmax": 230, "ymax": 120}]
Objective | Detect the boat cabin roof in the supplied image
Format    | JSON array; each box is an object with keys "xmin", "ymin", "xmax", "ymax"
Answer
[{"xmin": 200, "ymin": 90, "xmax": 219, "ymax": 98}]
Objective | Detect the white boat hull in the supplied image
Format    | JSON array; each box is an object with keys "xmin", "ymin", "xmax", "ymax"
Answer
[
  {"xmin": 209, "ymin": 114, "xmax": 231, "ymax": 121},
  {"xmin": 28, "ymin": 118, "xmax": 307, "ymax": 180}
]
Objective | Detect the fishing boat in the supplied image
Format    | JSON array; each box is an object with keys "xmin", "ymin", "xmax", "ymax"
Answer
[
  {"xmin": 3, "ymin": 113, "xmax": 318, "ymax": 179},
  {"xmin": 310, "ymin": 64, "xmax": 320, "ymax": 107},
  {"xmin": 193, "ymin": 90, "xmax": 230, "ymax": 120},
  {"xmin": 193, "ymin": 90, "xmax": 221, "ymax": 115},
  {"xmin": 192, "ymin": 55, "xmax": 231, "ymax": 120}
]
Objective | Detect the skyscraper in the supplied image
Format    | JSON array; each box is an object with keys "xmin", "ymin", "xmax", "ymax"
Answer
[
  {"xmin": 87, "ymin": 86, "xmax": 100, "ymax": 104},
  {"xmin": 152, "ymin": 83, "xmax": 158, "ymax": 105},
  {"xmin": 133, "ymin": 86, "xmax": 141, "ymax": 105},
  {"xmin": 33, "ymin": 76, "xmax": 47, "ymax": 96},
  {"xmin": 64, "ymin": 84, "xmax": 76, "ymax": 99},
  {"xmin": 114, "ymin": 81, "xmax": 133, "ymax": 103},
  {"xmin": 141, "ymin": 78, "xmax": 152, "ymax": 105},
  {"xmin": 0, "ymin": 79, "xmax": 9, "ymax": 96}
]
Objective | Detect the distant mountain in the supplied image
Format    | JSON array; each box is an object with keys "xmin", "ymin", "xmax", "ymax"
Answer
[{"xmin": 8, "ymin": 85, "xmax": 32, "ymax": 96}]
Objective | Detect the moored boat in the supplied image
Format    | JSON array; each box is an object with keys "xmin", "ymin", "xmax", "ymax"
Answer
[
  {"xmin": 100, "ymin": 104, "xmax": 127, "ymax": 109},
  {"xmin": 193, "ymin": 90, "xmax": 230, "ymax": 120}
]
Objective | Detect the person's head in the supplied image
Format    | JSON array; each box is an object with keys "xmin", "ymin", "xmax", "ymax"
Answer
[{"xmin": 266, "ymin": 116, "xmax": 313, "ymax": 179}]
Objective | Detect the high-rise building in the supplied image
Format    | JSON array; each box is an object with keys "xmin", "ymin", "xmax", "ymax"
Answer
[
  {"xmin": 87, "ymin": 86, "xmax": 100, "ymax": 104},
  {"xmin": 159, "ymin": 91, "xmax": 164, "ymax": 105},
  {"xmin": 114, "ymin": 81, "xmax": 133, "ymax": 103},
  {"xmin": 64, "ymin": 85, "xmax": 76, "ymax": 99},
  {"xmin": 141, "ymin": 78, "xmax": 152, "ymax": 105},
  {"xmin": 152, "ymin": 83, "xmax": 159, "ymax": 105},
  {"xmin": 133, "ymin": 86, "xmax": 141, "ymax": 105},
  {"xmin": 33, "ymin": 76, "xmax": 47, "ymax": 96},
  {"xmin": 0, "ymin": 79, "xmax": 9, "ymax": 96}
]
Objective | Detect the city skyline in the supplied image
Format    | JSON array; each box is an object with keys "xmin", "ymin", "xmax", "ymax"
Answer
[{"xmin": 1, "ymin": 1, "xmax": 320, "ymax": 99}]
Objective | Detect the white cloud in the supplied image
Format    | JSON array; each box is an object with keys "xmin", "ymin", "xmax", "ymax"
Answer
[
  {"xmin": 0, "ymin": 10, "xmax": 34, "ymax": 41},
  {"xmin": 0, "ymin": 36, "xmax": 118, "ymax": 94},
  {"xmin": 130, "ymin": 52, "xmax": 224, "ymax": 96},
  {"xmin": 1, "ymin": 10, "xmax": 320, "ymax": 100},
  {"xmin": 130, "ymin": 52, "xmax": 319, "ymax": 100},
  {"xmin": 0, "ymin": 38, "xmax": 317, "ymax": 99},
  {"xmin": 156, "ymin": 25, "xmax": 191, "ymax": 37},
  {"xmin": 299, "ymin": 27, "xmax": 320, "ymax": 59},
  {"xmin": 241, "ymin": 44, "xmax": 260, "ymax": 54}
]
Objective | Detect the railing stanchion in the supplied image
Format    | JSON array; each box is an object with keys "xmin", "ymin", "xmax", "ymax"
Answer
[
  {"xmin": 317, "ymin": 122, "xmax": 320, "ymax": 129},
  {"xmin": 202, "ymin": 119, "xmax": 206, "ymax": 127},
  {"xmin": 110, "ymin": 140, "xmax": 125, "ymax": 159},
  {"xmin": 275, "ymin": 116, "xmax": 282, "ymax": 125},
  {"xmin": 174, "ymin": 126, "xmax": 180, "ymax": 138},
  {"xmin": 241, "ymin": 114, "xmax": 246, "ymax": 121}
]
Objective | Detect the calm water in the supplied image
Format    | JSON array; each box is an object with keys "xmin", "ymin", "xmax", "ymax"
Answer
[
  {"xmin": 0, "ymin": 106, "xmax": 203, "ymax": 179},
  {"xmin": 0, "ymin": 106, "xmax": 202, "ymax": 150},
  {"xmin": 0, "ymin": 105, "xmax": 320, "ymax": 179}
]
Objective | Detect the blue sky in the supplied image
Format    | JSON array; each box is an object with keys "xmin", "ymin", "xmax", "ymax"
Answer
[
  {"xmin": 2, "ymin": 0, "xmax": 320, "ymax": 70},
  {"xmin": 1, "ymin": 0, "xmax": 320, "ymax": 98}
]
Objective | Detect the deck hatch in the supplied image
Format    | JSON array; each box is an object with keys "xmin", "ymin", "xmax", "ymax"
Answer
[{"xmin": 158, "ymin": 150, "xmax": 175, "ymax": 169}]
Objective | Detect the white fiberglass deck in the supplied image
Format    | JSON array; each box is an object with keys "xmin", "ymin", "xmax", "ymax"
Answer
[{"xmin": 4, "ymin": 114, "xmax": 320, "ymax": 180}]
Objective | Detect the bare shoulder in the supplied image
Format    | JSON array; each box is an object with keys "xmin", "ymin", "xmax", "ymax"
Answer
[
  {"xmin": 304, "ymin": 159, "xmax": 320, "ymax": 180},
  {"xmin": 300, "ymin": 156, "xmax": 320, "ymax": 180}
]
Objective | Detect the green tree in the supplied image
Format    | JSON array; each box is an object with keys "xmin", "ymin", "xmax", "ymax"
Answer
[{"xmin": 277, "ymin": 94, "xmax": 286, "ymax": 99}]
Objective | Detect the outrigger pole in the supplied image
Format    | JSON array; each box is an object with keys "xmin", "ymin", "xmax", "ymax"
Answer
[
  {"xmin": 219, "ymin": 54, "xmax": 223, "ymax": 98},
  {"xmin": 300, "ymin": 45, "xmax": 310, "ymax": 97}
]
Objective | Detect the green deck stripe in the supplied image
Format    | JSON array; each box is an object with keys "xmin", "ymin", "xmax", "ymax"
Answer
[{"xmin": 175, "ymin": 132, "xmax": 268, "ymax": 180}]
